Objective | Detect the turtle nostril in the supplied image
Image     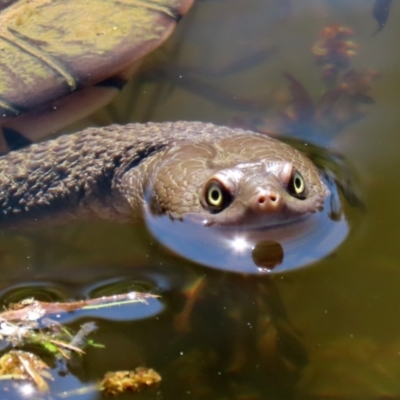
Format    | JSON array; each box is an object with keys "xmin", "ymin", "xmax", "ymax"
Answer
[{"xmin": 257, "ymin": 193, "xmax": 278, "ymax": 206}]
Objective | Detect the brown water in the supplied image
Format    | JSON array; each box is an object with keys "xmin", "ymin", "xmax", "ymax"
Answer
[{"xmin": 1, "ymin": 0, "xmax": 400, "ymax": 398}]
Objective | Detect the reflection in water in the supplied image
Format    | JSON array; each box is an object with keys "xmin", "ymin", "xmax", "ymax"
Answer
[{"xmin": 145, "ymin": 176, "xmax": 348, "ymax": 274}]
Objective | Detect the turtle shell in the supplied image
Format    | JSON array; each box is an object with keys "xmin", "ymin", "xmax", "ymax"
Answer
[{"xmin": 0, "ymin": 0, "xmax": 194, "ymax": 119}]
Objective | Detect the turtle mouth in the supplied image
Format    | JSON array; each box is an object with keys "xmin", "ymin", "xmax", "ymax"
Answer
[{"xmin": 199, "ymin": 212, "xmax": 312, "ymax": 230}]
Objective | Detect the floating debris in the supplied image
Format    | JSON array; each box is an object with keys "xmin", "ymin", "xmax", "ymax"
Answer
[
  {"xmin": 101, "ymin": 367, "xmax": 162, "ymax": 397},
  {"xmin": 0, "ymin": 350, "xmax": 52, "ymax": 392},
  {"xmin": 0, "ymin": 291, "xmax": 158, "ymax": 393},
  {"xmin": 0, "ymin": 291, "xmax": 157, "ymax": 322}
]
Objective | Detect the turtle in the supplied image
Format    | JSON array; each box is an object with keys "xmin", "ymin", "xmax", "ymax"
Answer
[{"xmin": 0, "ymin": 0, "xmax": 195, "ymax": 151}]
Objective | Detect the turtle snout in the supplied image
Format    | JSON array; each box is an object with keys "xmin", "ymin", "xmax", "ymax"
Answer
[{"xmin": 250, "ymin": 189, "xmax": 283, "ymax": 213}]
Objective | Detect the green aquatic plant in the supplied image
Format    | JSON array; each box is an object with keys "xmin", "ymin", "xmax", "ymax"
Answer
[{"xmin": 0, "ymin": 291, "xmax": 158, "ymax": 394}]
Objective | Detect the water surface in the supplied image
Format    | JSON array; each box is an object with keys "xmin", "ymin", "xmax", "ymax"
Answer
[{"xmin": 1, "ymin": 0, "xmax": 400, "ymax": 398}]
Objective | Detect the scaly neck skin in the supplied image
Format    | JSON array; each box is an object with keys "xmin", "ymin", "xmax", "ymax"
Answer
[
  {"xmin": 0, "ymin": 124, "xmax": 172, "ymax": 226},
  {"xmin": 0, "ymin": 121, "xmax": 328, "ymax": 228},
  {"xmin": 115, "ymin": 147, "xmax": 169, "ymax": 222}
]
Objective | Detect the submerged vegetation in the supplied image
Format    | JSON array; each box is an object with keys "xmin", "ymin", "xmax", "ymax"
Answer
[
  {"xmin": 235, "ymin": 24, "xmax": 379, "ymax": 143},
  {"xmin": 0, "ymin": 292, "xmax": 159, "ymax": 396}
]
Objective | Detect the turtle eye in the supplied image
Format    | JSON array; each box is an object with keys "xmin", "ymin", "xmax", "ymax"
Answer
[
  {"xmin": 204, "ymin": 179, "xmax": 233, "ymax": 212},
  {"xmin": 288, "ymin": 170, "xmax": 306, "ymax": 199}
]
